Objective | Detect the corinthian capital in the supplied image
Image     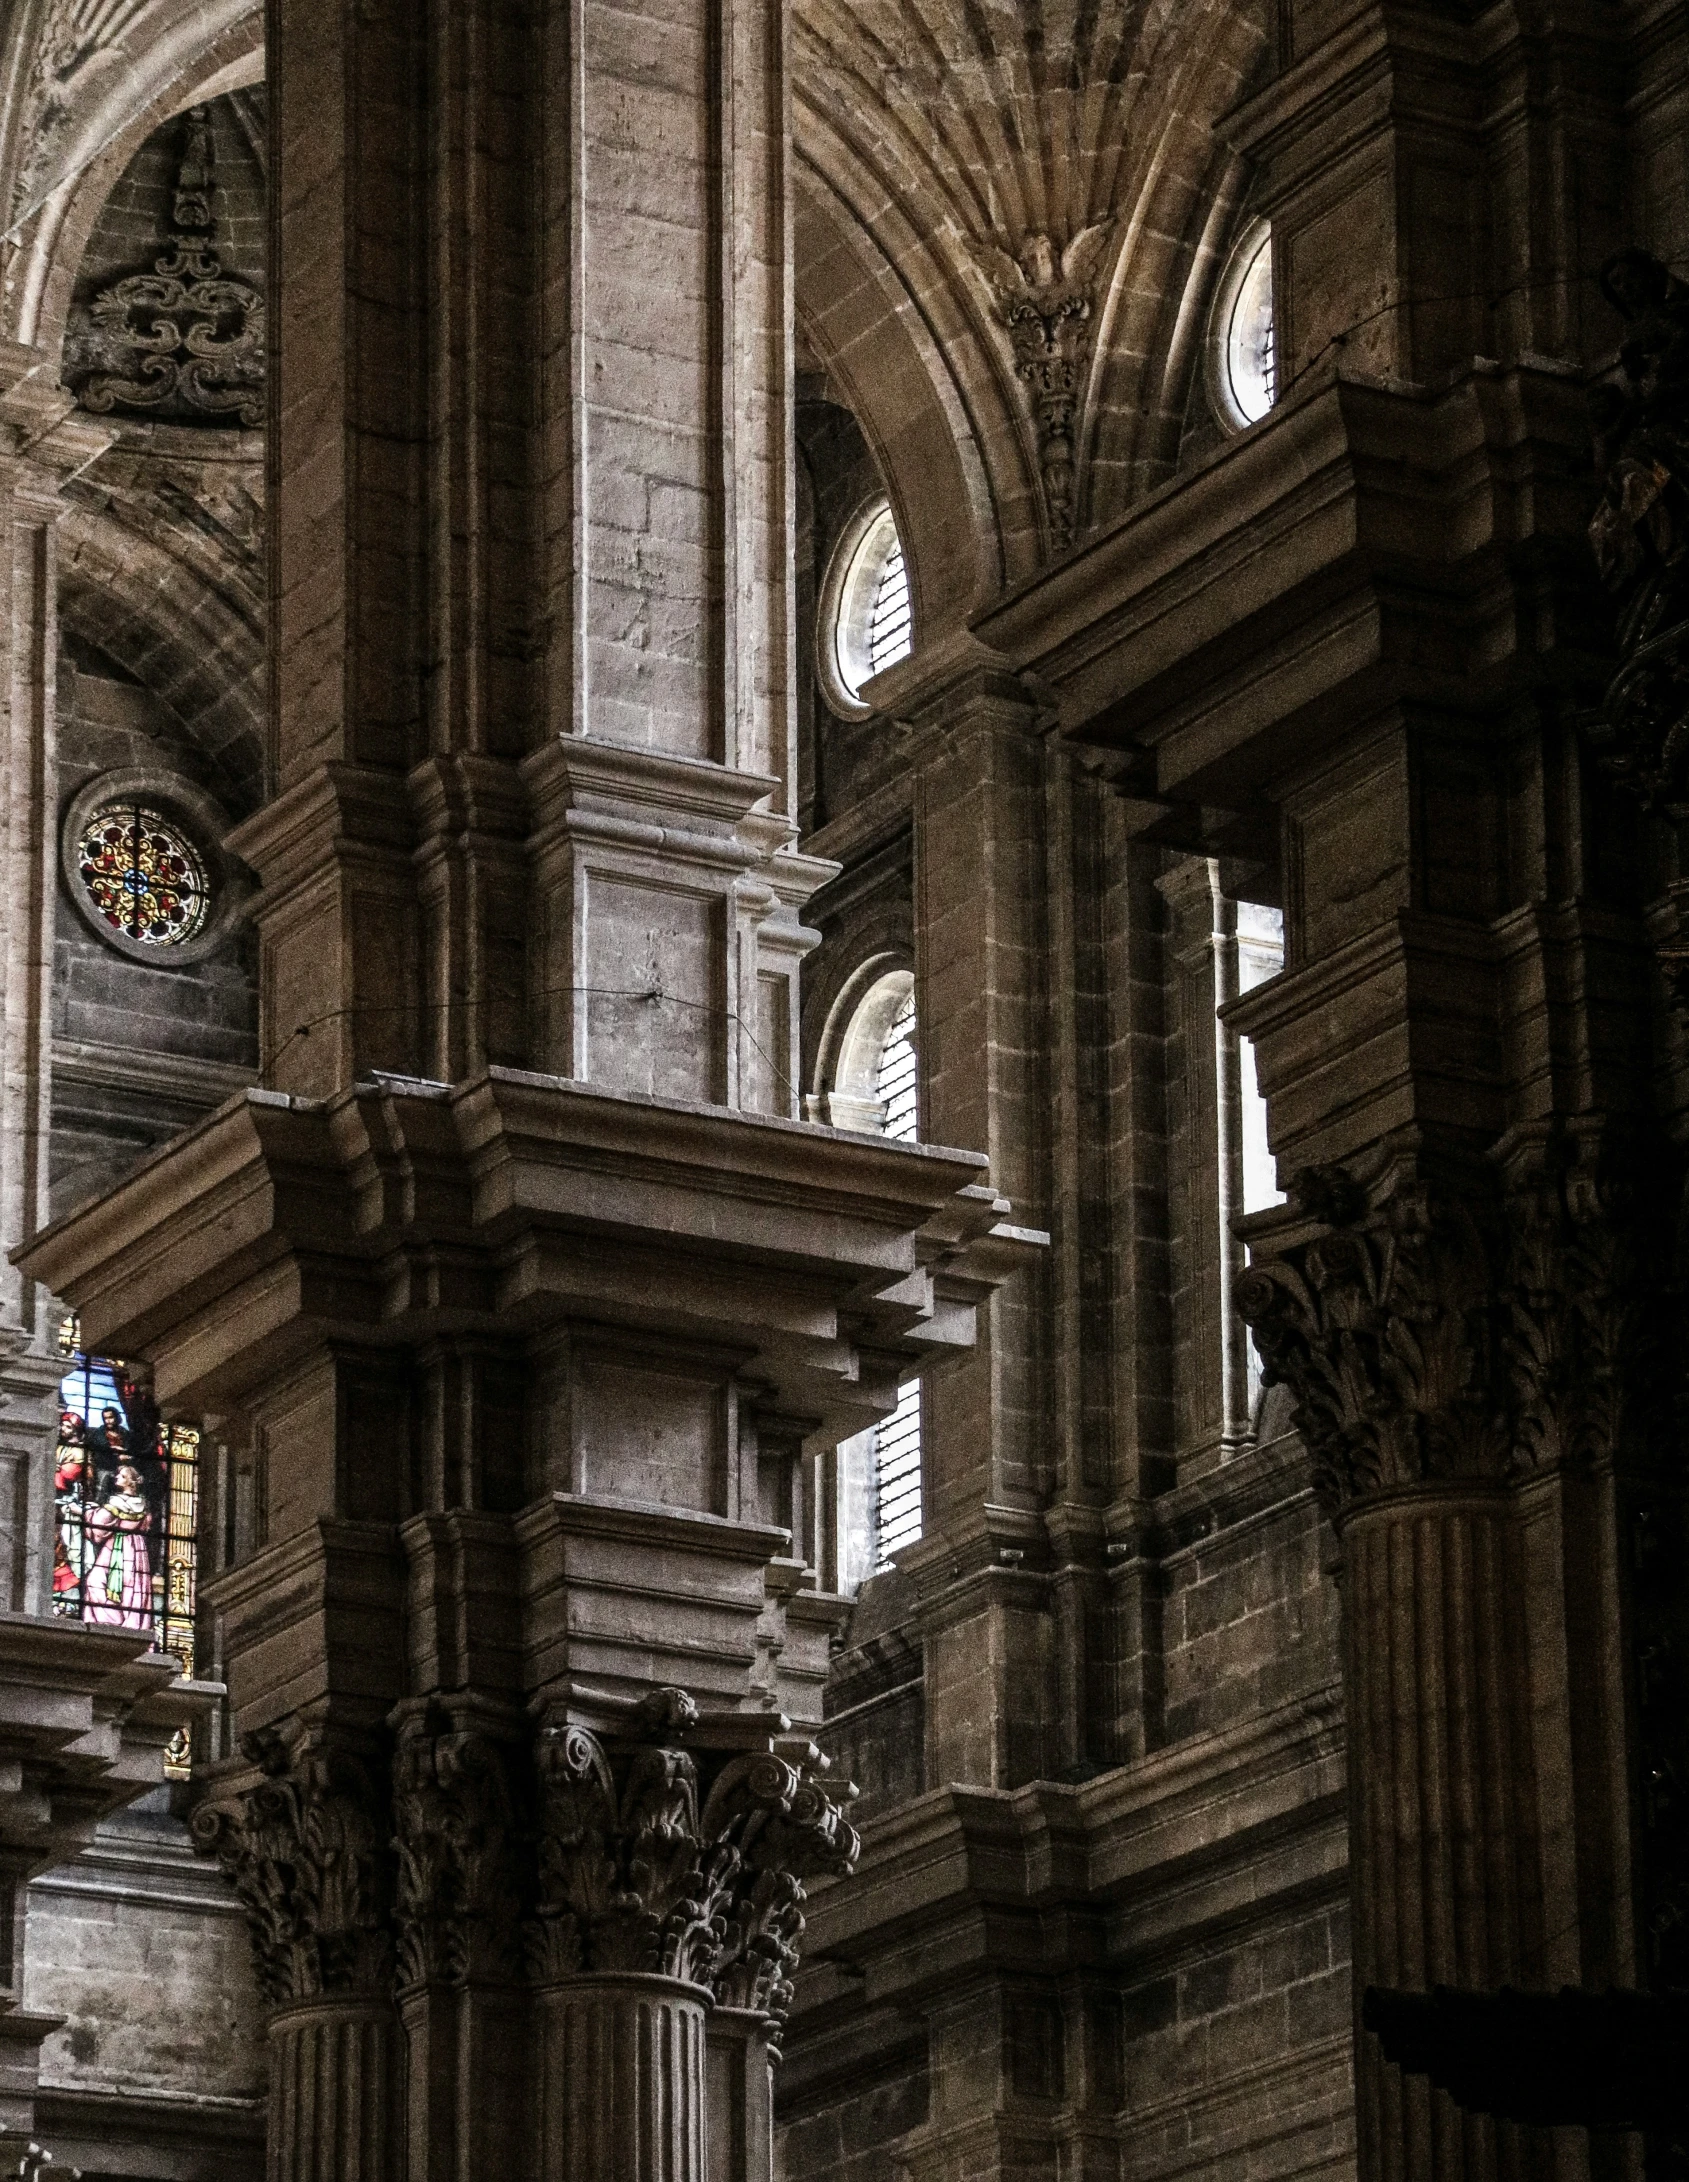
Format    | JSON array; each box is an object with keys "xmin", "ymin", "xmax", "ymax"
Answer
[
  {"xmin": 391, "ymin": 1704, "xmax": 525, "ymax": 1993},
  {"xmin": 705, "ymin": 1751, "xmax": 860, "ymax": 2041},
  {"xmin": 1237, "ymin": 1166, "xmax": 1509, "ymax": 1515},
  {"xmin": 530, "ymin": 1687, "xmax": 858, "ymax": 2029},
  {"xmin": 192, "ymin": 1725, "xmax": 394, "ymax": 2006}
]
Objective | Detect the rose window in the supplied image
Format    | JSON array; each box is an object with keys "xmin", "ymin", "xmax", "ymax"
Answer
[{"xmin": 75, "ymin": 802, "xmax": 212, "ymax": 947}]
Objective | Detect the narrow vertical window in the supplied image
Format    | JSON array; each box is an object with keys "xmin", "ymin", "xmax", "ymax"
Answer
[
  {"xmin": 876, "ymin": 988, "xmax": 918, "ymax": 1142},
  {"xmin": 1235, "ymin": 904, "xmax": 1286, "ymax": 1405},
  {"xmin": 54, "ymin": 1314, "xmax": 199, "ymax": 1773},
  {"xmin": 871, "ymin": 991, "xmax": 923, "ymax": 1558},
  {"xmin": 872, "ymin": 1379, "xmax": 924, "ymax": 1571},
  {"xmin": 1208, "ymin": 220, "xmax": 1276, "ymax": 433},
  {"xmin": 815, "ymin": 967, "xmax": 927, "ymax": 1576}
]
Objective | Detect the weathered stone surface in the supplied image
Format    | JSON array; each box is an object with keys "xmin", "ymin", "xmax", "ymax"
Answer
[{"xmin": 0, "ymin": 2, "xmax": 1685, "ymax": 2181}]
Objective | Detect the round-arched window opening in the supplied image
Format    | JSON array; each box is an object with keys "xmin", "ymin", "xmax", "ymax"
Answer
[
  {"xmin": 76, "ymin": 804, "xmax": 210, "ymax": 947},
  {"xmin": 817, "ymin": 497, "xmax": 914, "ymax": 719},
  {"xmin": 60, "ymin": 771, "xmax": 241, "ymax": 966},
  {"xmin": 1207, "ymin": 220, "xmax": 1276, "ymax": 432},
  {"xmin": 875, "ymin": 987, "xmax": 918, "ymax": 1142},
  {"xmin": 811, "ymin": 965, "xmax": 919, "ymax": 1138}
]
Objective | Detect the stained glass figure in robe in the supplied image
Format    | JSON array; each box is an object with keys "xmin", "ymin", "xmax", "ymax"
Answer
[{"xmin": 53, "ymin": 1323, "xmax": 198, "ymax": 1670}]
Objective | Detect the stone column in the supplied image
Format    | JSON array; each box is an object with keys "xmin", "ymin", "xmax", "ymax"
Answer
[
  {"xmin": 0, "ymin": 345, "xmax": 107, "ymax": 1611},
  {"xmin": 529, "ymin": 1694, "xmax": 854, "ymax": 2182},
  {"xmin": 1239, "ymin": 1142, "xmax": 1649, "ymax": 2182},
  {"xmin": 194, "ymin": 1726, "xmax": 402, "ymax": 2182}
]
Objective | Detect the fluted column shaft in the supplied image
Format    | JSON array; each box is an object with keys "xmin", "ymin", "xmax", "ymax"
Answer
[
  {"xmin": 1342, "ymin": 1492, "xmax": 1546, "ymax": 2182},
  {"xmin": 268, "ymin": 2002, "xmax": 401, "ymax": 2182},
  {"xmin": 539, "ymin": 1976, "xmax": 707, "ymax": 2182}
]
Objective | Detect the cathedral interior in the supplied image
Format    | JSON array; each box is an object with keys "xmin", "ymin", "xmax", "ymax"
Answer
[{"xmin": 0, "ymin": 1, "xmax": 1686, "ymax": 2178}]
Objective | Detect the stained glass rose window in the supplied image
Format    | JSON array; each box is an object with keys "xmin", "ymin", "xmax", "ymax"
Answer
[{"xmin": 75, "ymin": 802, "xmax": 212, "ymax": 947}]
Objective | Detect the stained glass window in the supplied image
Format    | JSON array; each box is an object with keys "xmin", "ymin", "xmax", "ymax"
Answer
[
  {"xmin": 75, "ymin": 802, "xmax": 211, "ymax": 947},
  {"xmin": 54, "ymin": 1316, "xmax": 199, "ymax": 1773}
]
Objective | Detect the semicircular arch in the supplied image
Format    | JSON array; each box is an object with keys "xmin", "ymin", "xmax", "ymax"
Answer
[
  {"xmin": 56, "ymin": 499, "xmax": 265, "ymax": 816},
  {"xmin": 6, "ymin": 0, "xmax": 263, "ymax": 354}
]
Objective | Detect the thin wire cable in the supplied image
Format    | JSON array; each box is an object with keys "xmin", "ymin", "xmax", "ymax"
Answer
[
  {"xmin": 1271, "ymin": 254, "xmax": 1689, "ymax": 409},
  {"xmin": 255, "ymin": 979, "xmax": 804, "ymax": 1108}
]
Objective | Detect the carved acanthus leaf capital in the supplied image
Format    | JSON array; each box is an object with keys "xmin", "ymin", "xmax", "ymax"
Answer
[
  {"xmin": 529, "ymin": 1688, "xmax": 859, "ymax": 2029},
  {"xmin": 192, "ymin": 1725, "xmax": 394, "ymax": 2006},
  {"xmin": 1237, "ymin": 1167, "xmax": 1510, "ymax": 1515},
  {"xmin": 1240, "ymin": 1144, "xmax": 1665, "ymax": 1513},
  {"xmin": 391, "ymin": 1708, "xmax": 524, "ymax": 1993},
  {"xmin": 1500, "ymin": 1131, "xmax": 1669, "ymax": 1477}
]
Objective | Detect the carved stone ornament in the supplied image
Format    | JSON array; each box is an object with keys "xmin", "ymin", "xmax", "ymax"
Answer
[
  {"xmin": 1582, "ymin": 250, "xmax": 1689, "ymax": 815},
  {"xmin": 1237, "ymin": 1166, "xmax": 1512, "ymax": 1515},
  {"xmin": 966, "ymin": 224, "xmax": 1114, "ymax": 550},
  {"xmin": 1238, "ymin": 1146, "xmax": 1662, "ymax": 1515},
  {"xmin": 529, "ymin": 1687, "xmax": 859, "ymax": 2035},
  {"xmin": 191, "ymin": 1726, "xmax": 395, "ymax": 2006},
  {"xmin": 63, "ymin": 105, "xmax": 264, "ymax": 429},
  {"xmin": 1499, "ymin": 1133, "xmax": 1668, "ymax": 1478},
  {"xmin": 391, "ymin": 1707, "xmax": 525, "ymax": 1993}
]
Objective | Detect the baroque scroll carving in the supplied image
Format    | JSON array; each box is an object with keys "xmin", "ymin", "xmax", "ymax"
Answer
[
  {"xmin": 64, "ymin": 104, "xmax": 264, "ymax": 429},
  {"xmin": 530, "ymin": 1686, "xmax": 859, "ymax": 2036},
  {"xmin": 966, "ymin": 225, "xmax": 1114, "ymax": 550},
  {"xmin": 1237, "ymin": 1166, "xmax": 1508, "ymax": 1514},
  {"xmin": 192, "ymin": 1727, "xmax": 394, "ymax": 2005},
  {"xmin": 1583, "ymin": 251, "xmax": 1689, "ymax": 813},
  {"xmin": 391, "ymin": 1707, "xmax": 525, "ymax": 1993},
  {"xmin": 1238, "ymin": 1146, "xmax": 1662, "ymax": 1515}
]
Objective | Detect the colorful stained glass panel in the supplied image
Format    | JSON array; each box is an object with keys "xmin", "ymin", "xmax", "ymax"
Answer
[
  {"xmin": 75, "ymin": 802, "xmax": 210, "ymax": 946},
  {"xmin": 54, "ymin": 1320, "xmax": 200, "ymax": 1774}
]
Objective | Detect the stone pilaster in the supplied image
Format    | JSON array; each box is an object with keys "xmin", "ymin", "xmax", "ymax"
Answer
[
  {"xmin": 194, "ymin": 1724, "xmax": 402, "ymax": 2182},
  {"xmin": 0, "ymin": 345, "xmax": 109, "ymax": 1611},
  {"xmin": 1238, "ymin": 1144, "xmax": 1652, "ymax": 2182}
]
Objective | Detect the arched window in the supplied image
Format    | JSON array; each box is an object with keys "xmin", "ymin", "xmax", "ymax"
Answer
[
  {"xmin": 809, "ymin": 965, "xmax": 927, "ymax": 1582},
  {"xmin": 813, "ymin": 966, "xmax": 920, "ymax": 1139},
  {"xmin": 54, "ymin": 1315, "xmax": 200, "ymax": 1772},
  {"xmin": 1208, "ymin": 220, "xmax": 1275, "ymax": 431},
  {"xmin": 817, "ymin": 497, "xmax": 914, "ymax": 718}
]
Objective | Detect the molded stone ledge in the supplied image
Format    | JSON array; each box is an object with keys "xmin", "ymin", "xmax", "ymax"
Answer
[
  {"xmin": 0, "ymin": 1614, "xmax": 217, "ymax": 1876},
  {"xmin": 13, "ymin": 1071, "xmax": 1032, "ymax": 1452},
  {"xmin": 969, "ymin": 366, "xmax": 1598, "ymax": 810},
  {"xmin": 793, "ymin": 1686, "xmax": 1347, "ymax": 2008}
]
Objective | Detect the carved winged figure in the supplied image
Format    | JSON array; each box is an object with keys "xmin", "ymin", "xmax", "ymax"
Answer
[
  {"xmin": 963, "ymin": 221, "xmax": 1116, "ymax": 548},
  {"xmin": 965, "ymin": 221, "xmax": 1115, "ymax": 338}
]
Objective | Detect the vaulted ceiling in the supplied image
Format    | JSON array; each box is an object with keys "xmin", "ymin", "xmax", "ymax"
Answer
[{"xmin": 2, "ymin": 0, "xmax": 1271, "ymax": 650}]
